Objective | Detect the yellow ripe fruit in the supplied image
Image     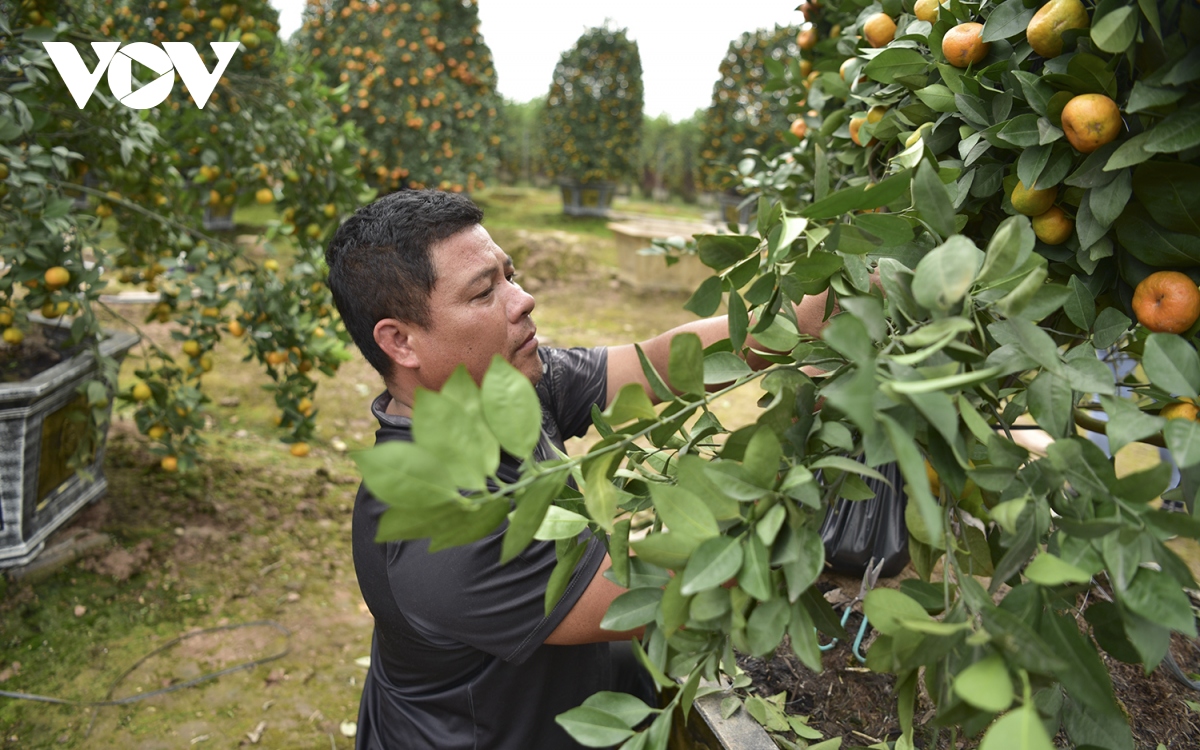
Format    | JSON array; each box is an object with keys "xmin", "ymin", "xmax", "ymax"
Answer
[
  {"xmin": 41, "ymin": 301, "xmax": 66, "ymax": 318},
  {"xmin": 200, "ymin": 355, "xmax": 214, "ymax": 372},
  {"xmin": 863, "ymin": 13, "xmax": 897, "ymax": 48},
  {"xmin": 147, "ymin": 424, "xmax": 167, "ymax": 440},
  {"xmin": 264, "ymin": 258, "xmax": 280, "ymax": 271},
  {"xmin": 2, "ymin": 327, "xmax": 24, "ymax": 345},
  {"xmin": 322, "ymin": 203, "xmax": 337, "ymax": 218},
  {"xmin": 132, "ymin": 382, "xmax": 153, "ymax": 401},
  {"xmin": 797, "ymin": 27, "xmax": 817, "ymax": 50},
  {"xmin": 182, "ymin": 340, "xmax": 201, "ymax": 357},
  {"xmin": 175, "ymin": 406, "xmax": 190, "ymax": 417},
  {"xmin": 161, "ymin": 455, "xmax": 178, "ymax": 472},
  {"xmin": 1061, "ymin": 94, "xmax": 1122, "ymax": 154},
  {"xmin": 0, "ymin": 308, "xmax": 12, "ymax": 326},
  {"xmin": 925, "ymin": 460, "xmax": 941, "ymax": 498},
  {"xmin": 1011, "ymin": 180, "xmax": 1058, "ymax": 216},
  {"xmin": 210, "ymin": 17, "xmax": 226, "ymax": 31},
  {"xmin": 867, "ymin": 105, "xmax": 888, "ymax": 124},
  {"xmin": 241, "ymin": 32, "xmax": 260, "ymax": 49},
  {"xmin": 255, "ymin": 187, "xmax": 274, "ymax": 204},
  {"xmin": 1027, "ymin": 0, "xmax": 1090, "ymax": 58},
  {"xmin": 313, "ymin": 326, "xmax": 325, "ymax": 338},
  {"xmin": 201, "ymin": 306, "xmax": 221, "ymax": 318},
  {"xmin": 290, "ymin": 442, "xmax": 311, "ymax": 457},
  {"xmin": 298, "ymin": 397, "xmax": 313, "ymax": 415},
  {"xmin": 266, "ymin": 350, "xmax": 288, "ymax": 366},
  {"xmin": 298, "ymin": 359, "xmax": 314, "ymax": 373},
  {"xmin": 228, "ymin": 320, "xmax": 245, "ymax": 337},
  {"xmin": 789, "ymin": 119, "xmax": 808, "ymax": 139},
  {"xmin": 306, "ymin": 223, "xmax": 322, "ymax": 239},
  {"xmin": 914, "ymin": 0, "xmax": 941, "ymax": 23},
  {"xmin": 942, "ymin": 22, "xmax": 990, "ymax": 68},
  {"xmin": 44, "ymin": 266, "xmax": 70, "ymax": 289},
  {"xmin": 1032, "ymin": 206, "xmax": 1074, "ymax": 245},
  {"xmin": 799, "ymin": 59, "xmax": 813, "ymax": 77},
  {"xmin": 95, "ymin": 204, "xmax": 113, "ymax": 218},
  {"xmin": 1162, "ymin": 402, "xmax": 1200, "ymax": 421}
]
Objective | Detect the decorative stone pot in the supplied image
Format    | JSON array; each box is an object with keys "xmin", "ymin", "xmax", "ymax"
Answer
[
  {"xmin": 717, "ymin": 192, "xmax": 756, "ymax": 227},
  {"xmin": 0, "ymin": 317, "xmax": 138, "ymax": 568},
  {"xmin": 608, "ymin": 217, "xmax": 721, "ymax": 294},
  {"xmin": 203, "ymin": 204, "xmax": 235, "ymax": 231},
  {"xmin": 560, "ymin": 179, "xmax": 617, "ymax": 217}
]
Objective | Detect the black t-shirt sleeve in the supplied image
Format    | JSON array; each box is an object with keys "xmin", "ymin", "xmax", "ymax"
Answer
[
  {"xmin": 385, "ymin": 529, "xmax": 606, "ymax": 664},
  {"xmin": 537, "ymin": 346, "xmax": 608, "ymax": 440}
]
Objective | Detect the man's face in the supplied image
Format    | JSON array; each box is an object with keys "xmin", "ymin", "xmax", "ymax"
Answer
[{"xmin": 411, "ymin": 224, "xmax": 541, "ymax": 389}]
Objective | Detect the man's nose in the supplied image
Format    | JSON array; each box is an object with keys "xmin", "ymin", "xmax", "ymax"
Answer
[{"xmin": 510, "ymin": 282, "xmax": 535, "ymax": 321}]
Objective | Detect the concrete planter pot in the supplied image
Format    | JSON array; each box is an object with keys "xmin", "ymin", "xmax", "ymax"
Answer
[
  {"xmin": 673, "ymin": 690, "xmax": 776, "ymax": 749},
  {"xmin": 0, "ymin": 318, "xmax": 138, "ymax": 568},
  {"xmin": 559, "ymin": 180, "xmax": 617, "ymax": 217},
  {"xmin": 608, "ymin": 217, "xmax": 720, "ymax": 294}
]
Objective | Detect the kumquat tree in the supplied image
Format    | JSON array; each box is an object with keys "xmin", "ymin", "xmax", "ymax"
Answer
[
  {"xmin": 540, "ymin": 24, "xmax": 644, "ymax": 186},
  {"xmin": 2, "ymin": 0, "xmax": 366, "ymax": 471},
  {"xmin": 356, "ymin": 0, "xmax": 1200, "ymax": 747},
  {"xmin": 294, "ymin": 0, "xmax": 502, "ymax": 193}
]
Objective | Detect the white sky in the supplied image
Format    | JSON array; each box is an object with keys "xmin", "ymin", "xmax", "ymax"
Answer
[{"xmin": 270, "ymin": 0, "xmax": 804, "ymax": 122}]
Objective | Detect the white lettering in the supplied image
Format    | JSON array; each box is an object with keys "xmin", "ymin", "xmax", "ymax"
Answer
[
  {"xmin": 41, "ymin": 42, "xmax": 121, "ymax": 109},
  {"xmin": 41, "ymin": 41, "xmax": 240, "ymax": 110}
]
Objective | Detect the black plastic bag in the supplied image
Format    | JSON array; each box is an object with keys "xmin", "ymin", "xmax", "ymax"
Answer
[{"xmin": 818, "ymin": 460, "xmax": 910, "ymax": 578}]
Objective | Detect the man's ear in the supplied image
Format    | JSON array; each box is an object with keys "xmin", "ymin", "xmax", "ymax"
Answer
[{"xmin": 373, "ymin": 318, "xmax": 421, "ymax": 371}]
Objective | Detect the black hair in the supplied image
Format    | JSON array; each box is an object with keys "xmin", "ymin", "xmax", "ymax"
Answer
[{"xmin": 325, "ymin": 189, "xmax": 484, "ymax": 379}]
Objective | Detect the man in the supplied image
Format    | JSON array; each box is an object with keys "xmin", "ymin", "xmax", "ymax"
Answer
[{"xmin": 325, "ymin": 190, "xmax": 832, "ymax": 749}]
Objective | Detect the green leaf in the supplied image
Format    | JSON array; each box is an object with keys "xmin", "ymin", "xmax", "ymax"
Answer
[
  {"xmin": 745, "ymin": 598, "xmax": 790, "ymax": 656},
  {"xmin": 1092, "ymin": 307, "xmax": 1131, "ymax": 349},
  {"xmin": 790, "ymin": 252, "xmax": 844, "ymax": 283},
  {"xmin": 1064, "ymin": 276, "xmax": 1096, "ymax": 330},
  {"xmin": 982, "ymin": 0, "xmax": 1035, "ymax": 42},
  {"xmin": 728, "ymin": 290, "xmax": 748, "ymax": 351},
  {"xmin": 681, "ymin": 536, "xmax": 743, "ymax": 595},
  {"xmin": 913, "ymin": 159, "xmax": 956, "ymax": 238},
  {"xmin": 1027, "ymin": 371, "xmax": 1073, "ymax": 437},
  {"xmin": 600, "ymin": 587, "xmax": 662, "ymax": 631},
  {"xmin": 1145, "ymin": 106, "xmax": 1200, "ymax": 153},
  {"xmin": 801, "ymin": 170, "xmax": 912, "ymax": 220},
  {"xmin": 635, "ymin": 343, "xmax": 674, "ymax": 402},
  {"xmin": 668, "ymin": 332, "xmax": 704, "ymax": 396},
  {"xmin": 916, "ymin": 84, "xmax": 958, "ymax": 113},
  {"xmin": 1132, "ymin": 162, "xmax": 1200, "ymax": 234},
  {"xmin": 545, "ymin": 539, "xmax": 588, "ymax": 616},
  {"xmin": 684, "ymin": 276, "xmax": 723, "ymax": 317},
  {"xmin": 555, "ymin": 706, "xmax": 637, "ymax": 747},
  {"xmin": 864, "ymin": 48, "xmax": 929, "ymax": 84},
  {"xmin": 1099, "ymin": 394, "xmax": 1166, "ymax": 455},
  {"xmin": 534, "ymin": 506, "xmax": 590, "ymax": 541},
  {"xmin": 1091, "ymin": 6, "xmax": 1138, "ymax": 54},
  {"xmin": 742, "ymin": 428, "xmax": 783, "ymax": 489},
  {"xmin": 739, "ymin": 535, "xmax": 773, "ymax": 601},
  {"xmin": 1126, "ymin": 82, "xmax": 1185, "ymax": 114},
  {"xmin": 412, "ymin": 369, "xmax": 500, "ymax": 491},
  {"xmin": 978, "ymin": 215, "xmax": 1035, "ymax": 285},
  {"xmin": 1025, "ymin": 553, "xmax": 1093, "ymax": 586},
  {"xmin": 631, "ymin": 533, "xmax": 696, "ymax": 570},
  {"xmin": 582, "ymin": 692, "xmax": 656, "ymax": 728},
  {"xmin": 1165, "ymin": 418, "xmax": 1200, "ymax": 468},
  {"xmin": 1040, "ymin": 610, "xmax": 1120, "ymax": 712},
  {"xmin": 913, "ymin": 235, "xmax": 984, "ymax": 311},
  {"xmin": 650, "ymin": 484, "xmax": 719, "ymax": 541},
  {"xmin": 863, "ymin": 588, "xmax": 930, "ymax": 636},
  {"xmin": 953, "ymin": 654, "xmax": 1015, "ymax": 713},
  {"xmin": 1143, "ymin": 334, "xmax": 1200, "ymax": 399},
  {"xmin": 997, "ymin": 114, "xmax": 1042, "ymax": 148},
  {"xmin": 481, "ymin": 355, "xmax": 542, "ymax": 460},
  {"xmin": 1114, "ymin": 203, "xmax": 1200, "ymax": 266},
  {"xmin": 703, "ymin": 351, "xmax": 752, "ymax": 385},
  {"xmin": 697, "ymin": 234, "xmax": 758, "ymax": 271},
  {"xmin": 501, "ymin": 472, "xmax": 564, "ymax": 564},
  {"xmin": 603, "ymin": 383, "xmax": 657, "ymax": 424},
  {"xmin": 1087, "ymin": 168, "xmax": 1132, "ymax": 230},
  {"xmin": 584, "ymin": 453, "xmax": 621, "ymax": 533},
  {"xmin": 1105, "ymin": 131, "xmax": 1155, "ymax": 171},
  {"xmin": 1121, "ymin": 567, "xmax": 1198, "ymax": 635},
  {"xmin": 978, "ymin": 706, "xmax": 1055, "ymax": 750}
]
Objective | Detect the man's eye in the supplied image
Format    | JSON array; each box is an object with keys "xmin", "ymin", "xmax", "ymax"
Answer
[
  {"xmin": 507, "ymin": 271, "xmax": 520, "ymax": 284},
  {"xmin": 476, "ymin": 286, "xmax": 494, "ymax": 300}
]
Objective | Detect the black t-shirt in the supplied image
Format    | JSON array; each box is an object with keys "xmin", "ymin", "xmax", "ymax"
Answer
[{"xmin": 352, "ymin": 346, "xmax": 611, "ymax": 750}]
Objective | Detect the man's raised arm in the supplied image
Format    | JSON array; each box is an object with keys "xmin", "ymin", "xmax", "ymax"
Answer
[{"xmin": 605, "ymin": 289, "xmax": 835, "ymax": 406}]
